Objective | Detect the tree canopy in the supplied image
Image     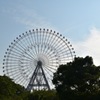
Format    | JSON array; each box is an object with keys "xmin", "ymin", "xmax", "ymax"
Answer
[
  {"xmin": 0, "ymin": 75, "xmax": 29, "ymax": 100},
  {"xmin": 28, "ymin": 90, "xmax": 59, "ymax": 100},
  {"xmin": 52, "ymin": 56, "xmax": 100, "ymax": 100},
  {"xmin": 0, "ymin": 75, "xmax": 59, "ymax": 100}
]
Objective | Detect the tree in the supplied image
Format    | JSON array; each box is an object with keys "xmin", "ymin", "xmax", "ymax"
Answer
[
  {"xmin": 0, "ymin": 75, "xmax": 59, "ymax": 100},
  {"xmin": 52, "ymin": 56, "xmax": 100, "ymax": 100},
  {"xmin": 28, "ymin": 90, "xmax": 59, "ymax": 100},
  {"xmin": 0, "ymin": 75, "xmax": 29, "ymax": 100}
]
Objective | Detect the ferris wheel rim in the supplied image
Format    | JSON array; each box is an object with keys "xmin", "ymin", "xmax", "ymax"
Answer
[{"xmin": 3, "ymin": 28, "xmax": 76, "ymax": 90}]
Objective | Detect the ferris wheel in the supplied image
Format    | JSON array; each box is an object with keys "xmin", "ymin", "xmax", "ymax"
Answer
[{"xmin": 3, "ymin": 28, "xmax": 75, "ymax": 91}]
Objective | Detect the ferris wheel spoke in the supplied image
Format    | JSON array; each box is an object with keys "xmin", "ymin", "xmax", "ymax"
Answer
[
  {"xmin": 59, "ymin": 55, "xmax": 73, "ymax": 59},
  {"xmin": 45, "ymin": 50, "xmax": 57, "ymax": 59},
  {"xmin": 26, "ymin": 33, "xmax": 38, "ymax": 57},
  {"xmin": 14, "ymin": 40, "xmax": 36, "ymax": 60},
  {"xmin": 45, "ymin": 31, "xmax": 52, "ymax": 47},
  {"xmin": 31, "ymin": 32, "xmax": 38, "ymax": 55},
  {"xmin": 40, "ymin": 44, "xmax": 46, "ymax": 54},
  {"xmin": 44, "ymin": 47, "xmax": 59, "ymax": 58},
  {"xmin": 30, "ymin": 32, "xmax": 38, "ymax": 56},
  {"xmin": 49, "ymin": 59, "xmax": 59, "ymax": 64},
  {"xmin": 45, "ymin": 75, "xmax": 52, "ymax": 84},
  {"xmin": 9, "ymin": 73, "xmax": 25, "ymax": 82},
  {"xmin": 9, "ymin": 46, "xmax": 24, "ymax": 55},
  {"xmin": 43, "ymin": 45, "xmax": 52, "ymax": 55},
  {"xmin": 54, "ymin": 39, "xmax": 64, "ymax": 50},
  {"xmin": 6, "ymin": 54, "xmax": 20, "ymax": 59},
  {"xmin": 36, "ymin": 30, "xmax": 39, "ymax": 54},
  {"xmin": 43, "ymin": 66, "xmax": 54, "ymax": 75},
  {"xmin": 15, "ymin": 75, "xmax": 28, "ymax": 84},
  {"xmin": 9, "ymin": 73, "xmax": 22, "ymax": 81},
  {"xmin": 56, "ymin": 46, "xmax": 72, "ymax": 56},
  {"xmin": 21, "ymin": 33, "xmax": 35, "ymax": 56},
  {"xmin": 21, "ymin": 70, "xmax": 34, "ymax": 78},
  {"xmin": 4, "ymin": 66, "xmax": 19, "ymax": 70},
  {"xmin": 38, "ymin": 30, "xmax": 42, "ymax": 53},
  {"xmin": 22, "ymin": 33, "xmax": 32, "ymax": 48},
  {"xmin": 41, "ymin": 29, "xmax": 45, "ymax": 46},
  {"xmin": 12, "ymin": 73, "xmax": 23, "ymax": 81},
  {"xmin": 44, "ymin": 30, "xmax": 48, "ymax": 44},
  {"xmin": 12, "ymin": 42, "xmax": 36, "ymax": 58},
  {"xmin": 18, "ymin": 66, "xmax": 30, "ymax": 70},
  {"xmin": 6, "ymin": 55, "xmax": 31, "ymax": 62},
  {"xmin": 6, "ymin": 67, "xmax": 20, "ymax": 71},
  {"xmin": 20, "ymin": 45, "xmax": 36, "ymax": 58},
  {"xmin": 20, "ymin": 51, "xmax": 37, "ymax": 61},
  {"xmin": 50, "ymin": 35, "xmax": 62, "ymax": 51},
  {"xmin": 20, "ymin": 68, "xmax": 32, "ymax": 77},
  {"xmin": 7, "ymin": 53, "xmax": 22, "ymax": 59},
  {"xmin": 43, "ymin": 67, "xmax": 53, "ymax": 78},
  {"xmin": 7, "ymin": 69, "xmax": 22, "ymax": 74},
  {"xmin": 14, "ymin": 75, "xmax": 28, "ymax": 86},
  {"xmin": 26, "ymin": 32, "xmax": 34, "ymax": 47},
  {"xmin": 22, "ymin": 50, "xmax": 36, "ymax": 61},
  {"xmin": 45, "ymin": 65, "xmax": 57, "ymax": 72},
  {"xmin": 48, "ymin": 55, "xmax": 58, "ymax": 61},
  {"xmin": 49, "ymin": 63, "xmax": 59, "ymax": 67},
  {"xmin": 48, "ymin": 66, "xmax": 58, "ymax": 71},
  {"xmin": 14, "ymin": 40, "xmax": 28, "ymax": 52},
  {"xmin": 7, "ymin": 73, "xmax": 22, "ymax": 80},
  {"xmin": 49, "ymin": 35, "xmax": 67, "ymax": 53},
  {"xmin": 8, "ymin": 53, "xmax": 35, "ymax": 63},
  {"xmin": 42, "ymin": 44, "xmax": 49, "ymax": 54},
  {"xmin": 5, "ymin": 64, "xmax": 21, "ymax": 68},
  {"xmin": 38, "ymin": 44, "xmax": 41, "ymax": 54},
  {"xmin": 8, "ymin": 49, "xmax": 23, "ymax": 57},
  {"xmin": 57, "ymin": 52, "xmax": 72, "ymax": 58},
  {"xmin": 63, "ymin": 55, "xmax": 74, "ymax": 59},
  {"xmin": 9, "ymin": 72, "xmax": 28, "ymax": 84},
  {"xmin": 19, "ymin": 64, "xmax": 35, "ymax": 71},
  {"xmin": 6, "ymin": 58, "xmax": 30, "ymax": 62},
  {"xmin": 61, "ymin": 49, "xmax": 72, "ymax": 55},
  {"xmin": 41, "ymin": 30, "xmax": 45, "ymax": 53},
  {"xmin": 49, "ymin": 58, "xmax": 59, "ymax": 63},
  {"xmin": 51, "ymin": 34, "xmax": 63, "ymax": 47},
  {"xmin": 17, "ymin": 79, "xmax": 28, "ymax": 88},
  {"xmin": 53, "ymin": 42, "xmax": 72, "ymax": 57},
  {"xmin": 38, "ymin": 31, "xmax": 41, "ymax": 54},
  {"xmin": 43, "ymin": 34, "xmax": 48, "ymax": 53},
  {"xmin": 33, "ymin": 31, "xmax": 38, "ymax": 55},
  {"xmin": 43, "ymin": 49, "xmax": 51, "ymax": 57},
  {"xmin": 43, "ymin": 30, "xmax": 50, "ymax": 45},
  {"xmin": 47, "ymin": 32, "xmax": 55, "ymax": 49}
]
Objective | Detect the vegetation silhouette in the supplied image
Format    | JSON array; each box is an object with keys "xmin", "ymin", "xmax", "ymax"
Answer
[
  {"xmin": 53, "ymin": 56, "xmax": 100, "ymax": 100},
  {"xmin": 0, "ymin": 75, "xmax": 30, "ymax": 100},
  {"xmin": 1, "ymin": 56, "xmax": 100, "ymax": 100},
  {"xmin": 0, "ymin": 76, "xmax": 59, "ymax": 100}
]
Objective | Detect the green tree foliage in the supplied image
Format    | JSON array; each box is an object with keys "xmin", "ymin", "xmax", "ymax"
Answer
[
  {"xmin": 0, "ymin": 75, "xmax": 59, "ymax": 100},
  {"xmin": 0, "ymin": 75, "xmax": 29, "ymax": 100},
  {"xmin": 28, "ymin": 90, "xmax": 59, "ymax": 100},
  {"xmin": 52, "ymin": 56, "xmax": 100, "ymax": 100}
]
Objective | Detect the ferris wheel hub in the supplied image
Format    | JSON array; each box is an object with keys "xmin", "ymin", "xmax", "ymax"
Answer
[{"xmin": 37, "ymin": 61, "xmax": 42, "ymax": 66}]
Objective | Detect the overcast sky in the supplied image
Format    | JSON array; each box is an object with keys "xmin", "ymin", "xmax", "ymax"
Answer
[{"xmin": 1, "ymin": 0, "xmax": 100, "ymax": 75}]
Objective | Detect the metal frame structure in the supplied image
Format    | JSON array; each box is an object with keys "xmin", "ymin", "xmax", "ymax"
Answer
[
  {"xmin": 27, "ymin": 61, "xmax": 50, "ymax": 91},
  {"xmin": 3, "ymin": 28, "xmax": 75, "ymax": 91}
]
